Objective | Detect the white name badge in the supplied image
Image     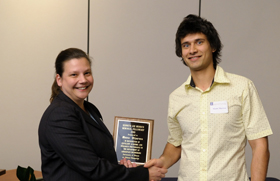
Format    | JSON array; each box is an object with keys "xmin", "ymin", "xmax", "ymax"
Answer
[{"xmin": 210, "ymin": 101, "xmax": 228, "ymax": 114}]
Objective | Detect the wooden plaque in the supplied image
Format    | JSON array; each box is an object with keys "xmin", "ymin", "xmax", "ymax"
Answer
[{"xmin": 113, "ymin": 116, "xmax": 154, "ymax": 165}]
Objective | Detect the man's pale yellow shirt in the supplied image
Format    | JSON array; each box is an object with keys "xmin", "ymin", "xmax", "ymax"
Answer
[{"xmin": 167, "ymin": 66, "xmax": 272, "ymax": 181}]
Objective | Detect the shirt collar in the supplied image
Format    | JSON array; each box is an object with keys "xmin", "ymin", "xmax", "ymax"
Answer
[
  {"xmin": 185, "ymin": 66, "xmax": 230, "ymax": 89},
  {"xmin": 213, "ymin": 65, "xmax": 230, "ymax": 84},
  {"xmin": 189, "ymin": 77, "xmax": 215, "ymax": 88}
]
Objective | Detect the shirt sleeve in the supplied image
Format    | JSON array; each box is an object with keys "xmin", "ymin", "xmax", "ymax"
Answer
[
  {"xmin": 167, "ymin": 95, "xmax": 183, "ymax": 147},
  {"xmin": 242, "ymin": 80, "xmax": 273, "ymax": 140}
]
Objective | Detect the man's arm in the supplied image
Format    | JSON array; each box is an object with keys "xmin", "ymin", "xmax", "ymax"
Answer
[
  {"xmin": 144, "ymin": 142, "xmax": 181, "ymax": 169},
  {"xmin": 248, "ymin": 136, "xmax": 270, "ymax": 181}
]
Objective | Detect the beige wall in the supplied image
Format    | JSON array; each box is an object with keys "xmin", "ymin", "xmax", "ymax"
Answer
[
  {"xmin": 89, "ymin": 0, "xmax": 198, "ymax": 176},
  {"xmin": 0, "ymin": 0, "xmax": 88, "ymax": 170},
  {"xmin": 0, "ymin": 0, "xmax": 279, "ymax": 178}
]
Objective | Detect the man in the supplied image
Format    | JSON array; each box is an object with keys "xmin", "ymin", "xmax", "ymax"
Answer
[{"xmin": 145, "ymin": 14, "xmax": 272, "ymax": 181}]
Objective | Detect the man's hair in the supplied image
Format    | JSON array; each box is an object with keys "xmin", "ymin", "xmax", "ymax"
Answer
[{"xmin": 175, "ymin": 14, "xmax": 223, "ymax": 67}]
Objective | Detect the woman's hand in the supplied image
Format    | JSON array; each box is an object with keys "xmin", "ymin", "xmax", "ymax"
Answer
[{"xmin": 119, "ymin": 158, "xmax": 137, "ymax": 168}]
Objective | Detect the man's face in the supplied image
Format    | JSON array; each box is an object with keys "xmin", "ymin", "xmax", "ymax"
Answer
[{"xmin": 181, "ymin": 33, "xmax": 215, "ymax": 72}]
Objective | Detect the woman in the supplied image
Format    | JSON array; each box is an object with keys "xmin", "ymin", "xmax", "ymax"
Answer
[{"xmin": 38, "ymin": 48, "xmax": 166, "ymax": 181}]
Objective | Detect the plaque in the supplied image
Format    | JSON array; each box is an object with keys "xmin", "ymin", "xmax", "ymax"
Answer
[{"xmin": 113, "ymin": 116, "xmax": 154, "ymax": 165}]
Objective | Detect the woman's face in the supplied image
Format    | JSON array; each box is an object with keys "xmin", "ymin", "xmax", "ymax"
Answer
[{"xmin": 56, "ymin": 57, "xmax": 93, "ymax": 106}]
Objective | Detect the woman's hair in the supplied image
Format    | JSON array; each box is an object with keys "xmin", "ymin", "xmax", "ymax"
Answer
[
  {"xmin": 50, "ymin": 48, "xmax": 91, "ymax": 103},
  {"xmin": 175, "ymin": 14, "xmax": 223, "ymax": 68}
]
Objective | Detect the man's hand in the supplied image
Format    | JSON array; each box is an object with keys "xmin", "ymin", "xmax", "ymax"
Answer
[
  {"xmin": 146, "ymin": 161, "xmax": 167, "ymax": 181},
  {"xmin": 144, "ymin": 158, "xmax": 165, "ymax": 169}
]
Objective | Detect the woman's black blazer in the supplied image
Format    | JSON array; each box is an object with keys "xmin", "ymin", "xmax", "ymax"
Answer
[{"xmin": 39, "ymin": 91, "xmax": 148, "ymax": 181}]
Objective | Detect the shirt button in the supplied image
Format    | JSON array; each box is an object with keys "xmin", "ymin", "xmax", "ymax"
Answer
[
  {"xmin": 203, "ymin": 149, "xmax": 206, "ymax": 152},
  {"xmin": 203, "ymin": 112, "xmax": 205, "ymax": 114}
]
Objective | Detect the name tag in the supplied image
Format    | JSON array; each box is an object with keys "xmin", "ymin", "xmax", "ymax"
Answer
[{"xmin": 210, "ymin": 101, "xmax": 228, "ymax": 114}]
